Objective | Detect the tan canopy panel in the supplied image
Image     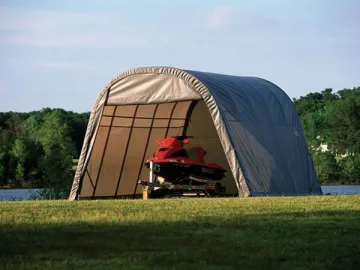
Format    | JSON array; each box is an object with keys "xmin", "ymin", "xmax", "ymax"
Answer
[{"xmin": 69, "ymin": 66, "xmax": 322, "ymax": 200}]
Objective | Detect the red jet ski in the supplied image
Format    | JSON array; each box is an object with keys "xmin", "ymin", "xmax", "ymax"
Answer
[{"xmin": 144, "ymin": 136, "xmax": 227, "ymax": 185}]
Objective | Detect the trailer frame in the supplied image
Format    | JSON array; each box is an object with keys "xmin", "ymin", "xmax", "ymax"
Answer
[
  {"xmin": 138, "ymin": 161, "xmax": 225, "ymax": 199},
  {"xmin": 138, "ymin": 178, "xmax": 223, "ymax": 199}
]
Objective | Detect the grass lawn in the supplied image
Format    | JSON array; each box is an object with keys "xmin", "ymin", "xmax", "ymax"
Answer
[{"xmin": 0, "ymin": 195, "xmax": 359, "ymax": 270}]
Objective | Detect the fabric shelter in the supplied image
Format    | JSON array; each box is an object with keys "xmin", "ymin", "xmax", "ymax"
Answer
[{"xmin": 68, "ymin": 66, "xmax": 322, "ymax": 200}]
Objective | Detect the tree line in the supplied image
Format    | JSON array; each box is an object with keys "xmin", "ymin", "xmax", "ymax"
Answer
[
  {"xmin": 0, "ymin": 108, "xmax": 89, "ymax": 198},
  {"xmin": 0, "ymin": 86, "xmax": 359, "ymax": 198},
  {"xmin": 293, "ymin": 86, "xmax": 360, "ymax": 185}
]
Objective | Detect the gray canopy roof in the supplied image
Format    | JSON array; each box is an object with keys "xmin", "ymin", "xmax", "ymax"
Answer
[{"xmin": 69, "ymin": 66, "xmax": 322, "ymax": 200}]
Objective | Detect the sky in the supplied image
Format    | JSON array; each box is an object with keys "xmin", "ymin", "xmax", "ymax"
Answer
[{"xmin": 1, "ymin": 0, "xmax": 360, "ymax": 112}]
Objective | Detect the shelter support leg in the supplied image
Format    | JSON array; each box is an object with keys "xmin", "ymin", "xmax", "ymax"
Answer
[{"xmin": 142, "ymin": 186, "xmax": 149, "ymax": 200}]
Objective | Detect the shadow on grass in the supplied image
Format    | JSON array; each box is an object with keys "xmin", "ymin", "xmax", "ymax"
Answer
[{"xmin": 0, "ymin": 210, "xmax": 359, "ymax": 270}]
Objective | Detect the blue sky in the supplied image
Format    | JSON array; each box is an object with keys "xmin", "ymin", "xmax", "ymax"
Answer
[{"xmin": 1, "ymin": 0, "xmax": 359, "ymax": 112}]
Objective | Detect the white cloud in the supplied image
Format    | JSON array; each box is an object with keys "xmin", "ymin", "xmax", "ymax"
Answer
[
  {"xmin": 0, "ymin": 6, "xmax": 114, "ymax": 32},
  {"xmin": 206, "ymin": 6, "xmax": 234, "ymax": 30},
  {"xmin": 0, "ymin": 6, "xmax": 156, "ymax": 49},
  {"xmin": 1, "ymin": 3, "xmax": 357, "ymax": 52}
]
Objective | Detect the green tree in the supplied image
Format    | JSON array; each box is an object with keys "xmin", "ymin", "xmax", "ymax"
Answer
[
  {"xmin": 5, "ymin": 113, "xmax": 28, "ymax": 139},
  {"xmin": 301, "ymin": 110, "xmax": 328, "ymax": 148},
  {"xmin": 294, "ymin": 87, "xmax": 360, "ymax": 185},
  {"xmin": 294, "ymin": 88, "xmax": 339, "ymax": 149},
  {"xmin": 326, "ymin": 88, "xmax": 360, "ymax": 155},
  {"xmin": 293, "ymin": 88, "xmax": 338, "ymax": 117},
  {"xmin": 0, "ymin": 128, "xmax": 13, "ymax": 186},
  {"xmin": 311, "ymin": 151, "xmax": 340, "ymax": 184},
  {"xmin": 24, "ymin": 113, "xmax": 44, "ymax": 146},
  {"xmin": 338, "ymin": 155, "xmax": 360, "ymax": 184},
  {"xmin": 36, "ymin": 110, "xmax": 76, "ymax": 198},
  {"xmin": 11, "ymin": 139, "xmax": 30, "ymax": 186},
  {"xmin": 10, "ymin": 138, "xmax": 42, "ymax": 188}
]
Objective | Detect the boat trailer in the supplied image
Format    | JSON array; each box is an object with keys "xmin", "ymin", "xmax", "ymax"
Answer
[
  {"xmin": 137, "ymin": 136, "xmax": 227, "ymax": 199},
  {"xmin": 138, "ymin": 161, "xmax": 224, "ymax": 199}
]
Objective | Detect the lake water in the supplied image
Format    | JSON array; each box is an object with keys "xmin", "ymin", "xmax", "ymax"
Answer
[
  {"xmin": 0, "ymin": 185, "xmax": 359, "ymax": 201},
  {"xmin": 0, "ymin": 188, "xmax": 43, "ymax": 201},
  {"xmin": 320, "ymin": 185, "xmax": 360, "ymax": 195}
]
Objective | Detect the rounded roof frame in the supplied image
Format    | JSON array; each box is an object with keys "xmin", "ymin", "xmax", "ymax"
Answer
[{"xmin": 90, "ymin": 66, "xmax": 292, "ymax": 115}]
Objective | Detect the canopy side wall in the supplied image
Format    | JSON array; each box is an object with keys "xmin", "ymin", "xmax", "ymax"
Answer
[
  {"xmin": 78, "ymin": 101, "xmax": 196, "ymax": 199},
  {"xmin": 185, "ymin": 70, "xmax": 322, "ymax": 195},
  {"xmin": 185, "ymin": 101, "xmax": 238, "ymax": 194}
]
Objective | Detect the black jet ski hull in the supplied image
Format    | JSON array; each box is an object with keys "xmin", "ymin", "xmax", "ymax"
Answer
[{"xmin": 145, "ymin": 161, "xmax": 226, "ymax": 184}]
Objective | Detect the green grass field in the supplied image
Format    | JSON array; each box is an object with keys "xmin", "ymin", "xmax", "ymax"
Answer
[{"xmin": 0, "ymin": 195, "xmax": 359, "ymax": 270}]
